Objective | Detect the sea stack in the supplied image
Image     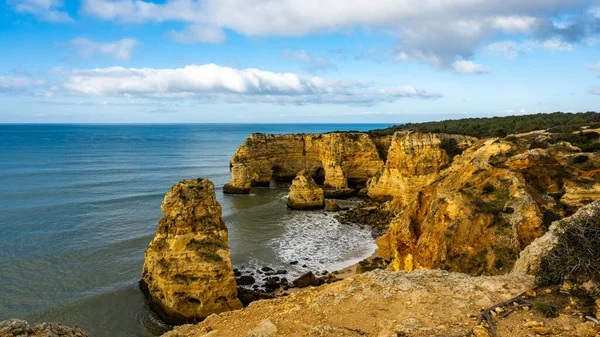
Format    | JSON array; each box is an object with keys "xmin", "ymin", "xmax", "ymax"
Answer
[
  {"xmin": 287, "ymin": 170, "xmax": 325, "ymax": 210},
  {"xmin": 141, "ymin": 178, "xmax": 242, "ymax": 324}
]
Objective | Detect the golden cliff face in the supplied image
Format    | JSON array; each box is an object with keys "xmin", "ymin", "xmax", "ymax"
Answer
[
  {"xmin": 142, "ymin": 179, "xmax": 242, "ymax": 324},
  {"xmin": 367, "ymin": 132, "xmax": 476, "ymax": 204},
  {"xmin": 287, "ymin": 170, "xmax": 325, "ymax": 210},
  {"xmin": 224, "ymin": 132, "xmax": 384, "ymax": 195},
  {"xmin": 377, "ymin": 137, "xmax": 597, "ymax": 276}
]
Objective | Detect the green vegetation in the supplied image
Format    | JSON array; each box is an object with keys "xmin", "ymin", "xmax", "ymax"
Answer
[
  {"xmin": 369, "ymin": 112, "xmax": 600, "ymax": 138},
  {"xmin": 571, "ymin": 154, "xmax": 589, "ymax": 164},
  {"xmin": 533, "ymin": 302, "xmax": 559, "ymax": 318},
  {"xmin": 537, "ymin": 211, "xmax": 600, "ymax": 287}
]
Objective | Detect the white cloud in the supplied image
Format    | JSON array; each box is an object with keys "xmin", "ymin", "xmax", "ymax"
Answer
[
  {"xmin": 282, "ymin": 50, "xmax": 335, "ymax": 72},
  {"xmin": 79, "ymin": 0, "xmax": 599, "ymax": 69},
  {"xmin": 0, "ymin": 76, "xmax": 46, "ymax": 93},
  {"xmin": 527, "ymin": 37, "xmax": 573, "ymax": 51},
  {"xmin": 452, "ymin": 60, "xmax": 490, "ymax": 74},
  {"xmin": 8, "ymin": 0, "xmax": 72, "ymax": 22},
  {"xmin": 68, "ymin": 37, "xmax": 140, "ymax": 60},
  {"xmin": 167, "ymin": 25, "xmax": 225, "ymax": 44},
  {"xmin": 588, "ymin": 63, "xmax": 600, "ymax": 71},
  {"xmin": 491, "ymin": 16, "xmax": 541, "ymax": 33},
  {"xmin": 486, "ymin": 41, "xmax": 521, "ymax": 59},
  {"xmin": 58, "ymin": 64, "xmax": 441, "ymax": 104},
  {"xmin": 591, "ymin": 87, "xmax": 600, "ymax": 95}
]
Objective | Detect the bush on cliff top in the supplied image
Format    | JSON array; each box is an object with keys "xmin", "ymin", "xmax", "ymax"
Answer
[
  {"xmin": 537, "ymin": 212, "xmax": 600, "ymax": 287},
  {"xmin": 369, "ymin": 111, "xmax": 600, "ymax": 138}
]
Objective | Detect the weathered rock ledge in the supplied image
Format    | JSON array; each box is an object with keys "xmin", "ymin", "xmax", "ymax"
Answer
[
  {"xmin": 162, "ymin": 269, "xmax": 534, "ymax": 337},
  {"xmin": 142, "ymin": 178, "xmax": 242, "ymax": 325}
]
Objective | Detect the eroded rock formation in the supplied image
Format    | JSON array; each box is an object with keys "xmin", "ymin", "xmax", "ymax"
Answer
[
  {"xmin": 287, "ymin": 170, "xmax": 324, "ymax": 210},
  {"xmin": 142, "ymin": 178, "xmax": 242, "ymax": 324},
  {"xmin": 367, "ymin": 132, "xmax": 476, "ymax": 203},
  {"xmin": 224, "ymin": 133, "xmax": 385, "ymax": 196}
]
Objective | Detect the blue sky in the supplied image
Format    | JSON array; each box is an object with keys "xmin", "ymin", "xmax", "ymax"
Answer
[{"xmin": 1, "ymin": 0, "xmax": 599, "ymax": 123}]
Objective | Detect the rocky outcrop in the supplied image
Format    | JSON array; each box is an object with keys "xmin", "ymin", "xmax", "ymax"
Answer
[
  {"xmin": 224, "ymin": 133, "xmax": 384, "ymax": 196},
  {"xmin": 377, "ymin": 138, "xmax": 569, "ymax": 275},
  {"xmin": 0, "ymin": 319, "xmax": 87, "ymax": 337},
  {"xmin": 512, "ymin": 200, "xmax": 600, "ymax": 275},
  {"xmin": 287, "ymin": 170, "xmax": 325, "ymax": 210},
  {"xmin": 367, "ymin": 132, "xmax": 476, "ymax": 203},
  {"xmin": 162, "ymin": 269, "xmax": 534, "ymax": 337},
  {"xmin": 142, "ymin": 178, "xmax": 242, "ymax": 324}
]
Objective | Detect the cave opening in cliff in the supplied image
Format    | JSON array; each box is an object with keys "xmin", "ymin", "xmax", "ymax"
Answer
[{"xmin": 313, "ymin": 168, "xmax": 325, "ymax": 185}]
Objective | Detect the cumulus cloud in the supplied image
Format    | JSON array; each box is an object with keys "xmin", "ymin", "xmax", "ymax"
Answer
[
  {"xmin": 282, "ymin": 50, "xmax": 336, "ymax": 72},
  {"xmin": 0, "ymin": 76, "xmax": 46, "ymax": 94},
  {"xmin": 486, "ymin": 41, "xmax": 521, "ymax": 59},
  {"xmin": 58, "ymin": 64, "xmax": 441, "ymax": 104},
  {"xmin": 487, "ymin": 36, "xmax": 575, "ymax": 58},
  {"xmin": 452, "ymin": 60, "xmax": 490, "ymax": 74},
  {"xmin": 167, "ymin": 25, "xmax": 225, "ymax": 44},
  {"xmin": 68, "ymin": 37, "xmax": 140, "ymax": 60},
  {"xmin": 79, "ymin": 0, "xmax": 599, "ymax": 69}
]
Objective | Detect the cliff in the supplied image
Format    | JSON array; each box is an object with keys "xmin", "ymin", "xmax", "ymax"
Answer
[
  {"xmin": 223, "ymin": 132, "xmax": 385, "ymax": 196},
  {"xmin": 224, "ymin": 129, "xmax": 600, "ymax": 277},
  {"xmin": 367, "ymin": 132, "xmax": 476, "ymax": 203},
  {"xmin": 142, "ymin": 178, "xmax": 242, "ymax": 324}
]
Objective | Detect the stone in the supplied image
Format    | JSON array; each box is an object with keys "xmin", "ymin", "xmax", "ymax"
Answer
[
  {"xmin": 141, "ymin": 178, "xmax": 242, "ymax": 324},
  {"xmin": 237, "ymin": 276, "xmax": 256, "ymax": 286},
  {"xmin": 293, "ymin": 271, "xmax": 317, "ymax": 288},
  {"xmin": 287, "ymin": 170, "xmax": 325, "ymax": 210},
  {"xmin": 574, "ymin": 321, "xmax": 598, "ymax": 337},
  {"xmin": 531, "ymin": 326, "xmax": 551, "ymax": 335},
  {"xmin": 0, "ymin": 319, "xmax": 88, "ymax": 337},
  {"xmin": 246, "ymin": 319, "xmax": 278, "ymax": 337},
  {"xmin": 325, "ymin": 200, "xmax": 342, "ymax": 212},
  {"xmin": 472, "ymin": 325, "xmax": 491, "ymax": 337}
]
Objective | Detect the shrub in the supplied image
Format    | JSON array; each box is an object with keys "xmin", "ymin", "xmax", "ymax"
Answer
[
  {"xmin": 537, "ymin": 212, "xmax": 600, "ymax": 286},
  {"xmin": 571, "ymin": 155, "xmax": 589, "ymax": 164},
  {"xmin": 533, "ymin": 302, "xmax": 558, "ymax": 318},
  {"xmin": 482, "ymin": 183, "xmax": 496, "ymax": 194}
]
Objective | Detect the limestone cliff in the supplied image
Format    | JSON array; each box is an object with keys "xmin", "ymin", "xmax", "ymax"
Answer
[
  {"xmin": 377, "ymin": 135, "xmax": 598, "ymax": 276},
  {"xmin": 142, "ymin": 179, "xmax": 242, "ymax": 324},
  {"xmin": 367, "ymin": 132, "xmax": 476, "ymax": 203},
  {"xmin": 224, "ymin": 132, "xmax": 384, "ymax": 196},
  {"xmin": 287, "ymin": 170, "xmax": 325, "ymax": 210}
]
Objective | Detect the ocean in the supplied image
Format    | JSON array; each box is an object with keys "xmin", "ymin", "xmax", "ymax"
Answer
[{"xmin": 0, "ymin": 124, "xmax": 390, "ymax": 337}]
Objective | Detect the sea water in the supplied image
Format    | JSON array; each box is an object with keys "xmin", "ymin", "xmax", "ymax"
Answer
[{"xmin": 0, "ymin": 124, "xmax": 389, "ymax": 337}]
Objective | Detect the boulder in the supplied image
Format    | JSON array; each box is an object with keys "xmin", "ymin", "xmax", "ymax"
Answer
[
  {"xmin": 287, "ymin": 170, "xmax": 325, "ymax": 210},
  {"xmin": 325, "ymin": 200, "xmax": 341, "ymax": 212},
  {"xmin": 141, "ymin": 178, "xmax": 242, "ymax": 324},
  {"xmin": 293, "ymin": 271, "xmax": 317, "ymax": 288}
]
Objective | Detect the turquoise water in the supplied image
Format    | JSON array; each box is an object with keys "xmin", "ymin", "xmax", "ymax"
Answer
[{"xmin": 0, "ymin": 124, "xmax": 389, "ymax": 337}]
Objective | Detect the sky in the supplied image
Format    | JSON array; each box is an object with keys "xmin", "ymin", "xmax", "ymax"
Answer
[{"xmin": 1, "ymin": 0, "xmax": 600, "ymax": 123}]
